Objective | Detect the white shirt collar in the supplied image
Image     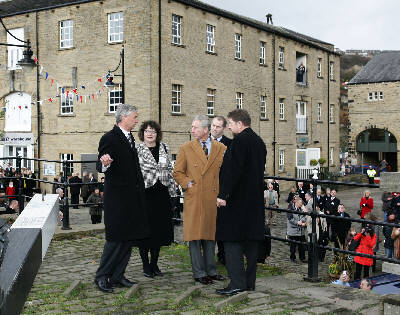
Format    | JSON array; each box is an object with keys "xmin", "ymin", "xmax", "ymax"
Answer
[
  {"xmin": 211, "ymin": 135, "xmax": 223, "ymax": 142},
  {"xmin": 118, "ymin": 126, "xmax": 130, "ymax": 138}
]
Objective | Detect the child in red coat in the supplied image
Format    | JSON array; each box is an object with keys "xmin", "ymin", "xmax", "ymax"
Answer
[
  {"xmin": 359, "ymin": 190, "xmax": 373, "ymax": 218},
  {"xmin": 6, "ymin": 181, "xmax": 16, "ymax": 200}
]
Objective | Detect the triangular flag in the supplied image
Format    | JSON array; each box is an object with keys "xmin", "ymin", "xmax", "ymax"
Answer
[
  {"xmin": 98, "ymin": 78, "xmax": 102, "ymax": 82},
  {"xmin": 92, "ymin": 93, "xmax": 95, "ymax": 99},
  {"xmin": 62, "ymin": 87, "xmax": 65, "ymax": 94},
  {"xmin": 73, "ymin": 88, "xmax": 77, "ymax": 94},
  {"xmin": 51, "ymin": 78, "xmax": 54, "ymax": 86},
  {"xmin": 81, "ymin": 85, "xmax": 85, "ymax": 89},
  {"xmin": 48, "ymin": 98, "xmax": 53, "ymax": 102},
  {"xmin": 39, "ymin": 66, "xmax": 43, "ymax": 75},
  {"xmin": 18, "ymin": 105, "xmax": 21, "ymax": 109},
  {"xmin": 76, "ymin": 94, "xmax": 79, "ymax": 101},
  {"xmin": 80, "ymin": 96, "xmax": 83, "ymax": 103},
  {"xmin": 45, "ymin": 72, "xmax": 48, "ymax": 80},
  {"xmin": 84, "ymin": 96, "xmax": 87, "ymax": 103},
  {"xmin": 66, "ymin": 90, "xmax": 69, "ymax": 97},
  {"xmin": 34, "ymin": 57, "xmax": 38, "ymax": 64}
]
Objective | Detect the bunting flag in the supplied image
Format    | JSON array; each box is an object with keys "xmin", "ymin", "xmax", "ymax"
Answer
[
  {"xmin": 66, "ymin": 90, "xmax": 69, "ymax": 97},
  {"xmin": 34, "ymin": 57, "xmax": 38, "ymax": 64},
  {"xmin": 48, "ymin": 98, "xmax": 53, "ymax": 102},
  {"xmin": 98, "ymin": 78, "xmax": 102, "ymax": 82},
  {"xmin": 45, "ymin": 72, "xmax": 48, "ymax": 80},
  {"xmin": 80, "ymin": 96, "xmax": 83, "ymax": 103},
  {"xmin": 81, "ymin": 85, "xmax": 85, "ymax": 89},
  {"xmin": 51, "ymin": 78, "xmax": 54, "ymax": 87},
  {"xmin": 73, "ymin": 88, "xmax": 77, "ymax": 94},
  {"xmin": 62, "ymin": 87, "xmax": 65, "ymax": 94}
]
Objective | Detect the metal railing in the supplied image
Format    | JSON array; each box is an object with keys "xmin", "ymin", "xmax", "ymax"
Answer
[{"xmin": 265, "ymin": 175, "xmax": 400, "ymax": 282}]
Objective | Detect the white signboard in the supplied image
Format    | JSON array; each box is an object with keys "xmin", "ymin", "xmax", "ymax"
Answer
[
  {"xmin": 43, "ymin": 163, "xmax": 56, "ymax": 176},
  {"xmin": 0, "ymin": 133, "xmax": 34, "ymax": 145}
]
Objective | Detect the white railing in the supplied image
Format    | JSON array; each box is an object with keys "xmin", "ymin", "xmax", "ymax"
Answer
[
  {"xmin": 296, "ymin": 116, "xmax": 307, "ymax": 133},
  {"xmin": 296, "ymin": 167, "xmax": 317, "ymax": 179}
]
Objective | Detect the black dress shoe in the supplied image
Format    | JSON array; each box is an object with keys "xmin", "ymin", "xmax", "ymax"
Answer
[
  {"xmin": 152, "ymin": 265, "xmax": 164, "ymax": 277},
  {"xmin": 216, "ymin": 287, "xmax": 244, "ymax": 296},
  {"xmin": 94, "ymin": 279, "xmax": 114, "ymax": 293},
  {"xmin": 207, "ymin": 274, "xmax": 225, "ymax": 281},
  {"xmin": 194, "ymin": 276, "xmax": 212, "ymax": 285},
  {"xmin": 111, "ymin": 277, "xmax": 137, "ymax": 288},
  {"xmin": 143, "ymin": 265, "xmax": 154, "ymax": 278}
]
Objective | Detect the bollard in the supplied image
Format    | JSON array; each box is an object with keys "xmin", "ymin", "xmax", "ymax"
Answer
[
  {"xmin": 304, "ymin": 178, "xmax": 320, "ymax": 282},
  {"xmin": 61, "ymin": 160, "xmax": 71, "ymax": 230}
]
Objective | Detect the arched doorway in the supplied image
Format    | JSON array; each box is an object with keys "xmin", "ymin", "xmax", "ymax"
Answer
[{"xmin": 356, "ymin": 128, "xmax": 397, "ymax": 171}]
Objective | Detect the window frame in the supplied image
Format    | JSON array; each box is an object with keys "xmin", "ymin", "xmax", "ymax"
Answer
[
  {"xmin": 317, "ymin": 58, "xmax": 322, "ymax": 77},
  {"xmin": 278, "ymin": 47, "xmax": 284, "ymax": 68},
  {"xmin": 379, "ymin": 91, "xmax": 384, "ymax": 100},
  {"xmin": 236, "ymin": 92, "xmax": 243, "ymax": 109},
  {"xmin": 206, "ymin": 24, "xmax": 215, "ymax": 53},
  {"xmin": 279, "ymin": 149, "xmax": 285, "ymax": 171},
  {"xmin": 330, "ymin": 147, "xmax": 334, "ymax": 165},
  {"xmin": 108, "ymin": 12, "xmax": 124, "ymax": 44},
  {"xmin": 260, "ymin": 95, "xmax": 267, "ymax": 119},
  {"xmin": 7, "ymin": 27, "xmax": 24, "ymax": 70},
  {"xmin": 172, "ymin": 84, "xmax": 182, "ymax": 114},
  {"xmin": 235, "ymin": 33, "xmax": 242, "ymax": 59},
  {"xmin": 317, "ymin": 103, "xmax": 322, "ymax": 121},
  {"xmin": 172, "ymin": 14, "xmax": 182, "ymax": 45},
  {"xmin": 259, "ymin": 41, "xmax": 266, "ymax": 65},
  {"xmin": 108, "ymin": 84, "xmax": 123, "ymax": 113},
  {"xmin": 207, "ymin": 88, "xmax": 215, "ymax": 116},
  {"xmin": 368, "ymin": 92, "xmax": 373, "ymax": 101},
  {"xmin": 329, "ymin": 104, "xmax": 335, "ymax": 123},
  {"xmin": 279, "ymin": 99, "xmax": 285, "ymax": 120},
  {"xmin": 329, "ymin": 61, "xmax": 334, "ymax": 80},
  {"xmin": 61, "ymin": 153, "xmax": 74, "ymax": 175},
  {"xmin": 60, "ymin": 88, "xmax": 74, "ymax": 115},
  {"xmin": 60, "ymin": 19, "xmax": 74, "ymax": 49}
]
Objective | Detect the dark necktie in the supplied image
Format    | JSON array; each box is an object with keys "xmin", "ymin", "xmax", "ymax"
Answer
[
  {"xmin": 202, "ymin": 142, "xmax": 208, "ymax": 158},
  {"xmin": 126, "ymin": 133, "xmax": 133, "ymax": 148}
]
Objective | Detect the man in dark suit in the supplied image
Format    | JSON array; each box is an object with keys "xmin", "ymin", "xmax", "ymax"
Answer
[
  {"xmin": 325, "ymin": 189, "xmax": 340, "ymax": 240},
  {"xmin": 210, "ymin": 116, "xmax": 232, "ymax": 265},
  {"xmin": 332, "ymin": 204, "xmax": 351, "ymax": 249},
  {"xmin": 69, "ymin": 172, "xmax": 82, "ymax": 209},
  {"xmin": 216, "ymin": 109, "xmax": 267, "ymax": 295},
  {"xmin": 95, "ymin": 104, "xmax": 149, "ymax": 293}
]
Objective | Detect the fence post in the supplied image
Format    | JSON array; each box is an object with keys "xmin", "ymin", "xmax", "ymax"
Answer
[
  {"xmin": 16, "ymin": 155, "xmax": 25, "ymax": 214},
  {"xmin": 61, "ymin": 159, "xmax": 71, "ymax": 230},
  {"xmin": 305, "ymin": 177, "xmax": 320, "ymax": 282}
]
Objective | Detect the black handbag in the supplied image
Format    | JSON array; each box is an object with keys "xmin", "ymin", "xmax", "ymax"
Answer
[
  {"xmin": 0, "ymin": 218, "xmax": 11, "ymax": 268},
  {"xmin": 348, "ymin": 237, "xmax": 360, "ymax": 252}
]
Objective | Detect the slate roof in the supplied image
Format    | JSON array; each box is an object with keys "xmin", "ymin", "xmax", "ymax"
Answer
[
  {"xmin": 348, "ymin": 52, "xmax": 400, "ymax": 85},
  {"xmin": 0, "ymin": 0, "xmax": 337, "ymax": 54}
]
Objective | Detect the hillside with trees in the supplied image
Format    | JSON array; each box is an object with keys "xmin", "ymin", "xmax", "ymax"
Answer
[{"xmin": 340, "ymin": 54, "xmax": 371, "ymax": 82}]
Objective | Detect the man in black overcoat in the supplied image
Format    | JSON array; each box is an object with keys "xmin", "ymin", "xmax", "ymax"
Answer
[
  {"xmin": 69, "ymin": 172, "xmax": 82, "ymax": 209},
  {"xmin": 94, "ymin": 104, "xmax": 149, "ymax": 293},
  {"xmin": 325, "ymin": 189, "xmax": 340, "ymax": 240},
  {"xmin": 210, "ymin": 116, "xmax": 232, "ymax": 265},
  {"xmin": 216, "ymin": 109, "xmax": 267, "ymax": 295}
]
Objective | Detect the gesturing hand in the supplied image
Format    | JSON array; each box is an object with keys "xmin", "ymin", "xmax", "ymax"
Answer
[
  {"xmin": 216, "ymin": 198, "xmax": 226, "ymax": 207},
  {"xmin": 100, "ymin": 154, "xmax": 113, "ymax": 167}
]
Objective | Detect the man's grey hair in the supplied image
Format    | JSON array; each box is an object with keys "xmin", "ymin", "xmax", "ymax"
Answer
[
  {"xmin": 193, "ymin": 115, "xmax": 211, "ymax": 130},
  {"xmin": 115, "ymin": 104, "xmax": 138, "ymax": 124},
  {"xmin": 56, "ymin": 188, "xmax": 63, "ymax": 194}
]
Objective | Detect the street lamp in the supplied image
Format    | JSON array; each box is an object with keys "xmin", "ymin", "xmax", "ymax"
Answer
[
  {"xmin": 0, "ymin": 18, "xmax": 37, "ymax": 71},
  {"xmin": 105, "ymin": 45, "xmax": 125, "ymax": 104}
]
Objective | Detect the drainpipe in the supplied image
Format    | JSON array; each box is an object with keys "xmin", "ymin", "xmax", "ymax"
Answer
[
  {"xmin": 158, "ymin": 0, "xmax": 162, "ymax": 125},
  {"xmin": 36, "ymin": 11, "xmax": 41, "ymax": 179},
  {"xmin": 327, "ymin": 53, "xmax": 330, "ymax": 172},
  {"xmin": 272, "ymin": 32, "xmax": 276, "ymax": 175}
]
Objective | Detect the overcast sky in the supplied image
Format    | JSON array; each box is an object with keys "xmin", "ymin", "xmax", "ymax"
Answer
[{"xmin": 201, "ymin": 0, "xmax": 399, "ymax": 51}]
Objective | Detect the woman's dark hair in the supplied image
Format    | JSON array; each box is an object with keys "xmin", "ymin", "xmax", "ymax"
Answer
[{"xmin": 138, "ymin": 120, "xmax": 162, "ymax": 143}]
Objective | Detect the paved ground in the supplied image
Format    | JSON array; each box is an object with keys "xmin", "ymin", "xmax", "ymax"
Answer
[{"xmin": 8, "ymin": 186, "xmax": 392, "ymax": 314}]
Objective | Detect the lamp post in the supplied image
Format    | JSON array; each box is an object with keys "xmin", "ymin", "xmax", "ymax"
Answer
[
  {"xmin": 0, "ymin": 18, "xmax": 36, "ymax": 70},
  {"xmin": 105, "ymin": 45, "xmax": 125, "ymax": 104}
]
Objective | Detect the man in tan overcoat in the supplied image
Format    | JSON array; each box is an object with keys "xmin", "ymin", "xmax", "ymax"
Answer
[{"xmin": 174, "ymin": 115, "xmax": 226, "ymax": 285}]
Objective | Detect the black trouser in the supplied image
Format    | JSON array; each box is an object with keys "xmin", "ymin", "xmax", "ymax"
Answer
[
  {"xmin": 224, "ymin": 241, "xmax": 258, "ymax": 290},
  {"xmin": 139, "ymin": 247, "xmax": 160, "ymax": 271},
  {"xmin": 71, "ymin": 193, "xmax": 80, "ymax": 209},
  {"xmin": 288, "ymin": 235, "xmax": 306, "ymax": 261},
  {"xmin": 95, "ymin": 241, "xmax": 133, "ymax": 284},
  {"xmin": 354, "ymin": 263, "xmax": 370, "ymax": 280},
  {"xmin": 368, "ymin": 177, "xmax": 374, "ymax": 184},
  {"xmin": 217, "ymin": 241, "xmax": 225, "ymax": 264},
  {"xmin": 91, "ymin": 214, "xmax": 102, "ymax": 224}
]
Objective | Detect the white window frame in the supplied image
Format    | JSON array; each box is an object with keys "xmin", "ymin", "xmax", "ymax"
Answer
[
  {"xmin": 374, "ymin": 91, "xmax": 378, "ymax": 100},
  {"xmin": 235, "ymin": 33, "xmax": 242, "ymax": 59},
  {"xmin": 260, "ymin": 41, "xmax": 266, "ymax": 65},
  {"xmin": 109, "ymin": 84, "xmax": 122, "ymax": 113},
  {"xmin": 7, "ymin": 28, "xmax": 24, "ymax": 70},
  {"xmin": 206, "ymin": 24, "xmax": 215, "ymax": 53},
  {"xmin": 61, "ymin": 153, "xmax": 74, "ymax": 175},
  {"xmin": 172, "ymin": 14, "xmax": 182, "ymax": 45},
  {"xmin": 207, "ymin": 88, "xmax": 215, "ymax": 116},
  {"xmin": 368, "ymin": 92, "xmax": 373, "ymax": 101},
  {"xmin": 329, "ymin": 104, "xmax": 335, "ymax": 123},
  {"xmin": 296, "ymin": 101, "xmax": 307, "ymax": 134},
  {"xmin": 317, "ymin": 58, "xmax": 322, "ymax": 77},
  {"xmin": 60, "ymin": 89, "xmax": 74, "ymax": 115},
  {"xmin": 278, "ymin": 47, "xmax": 284, "ymax": 68},
  {"xmin": 317, "ymin": 103, "xmax": 322, "ymax": 121},
  {"xmin": 260, "ymin": 95, "xmax": 267, "ymax": 119},
  {"xmin": 108, "ymin": 12, "xmax": 123, "ymax": 43},
  {"xmin": 172, "ymin": 84, "xmax": 182, "ymax": 114},
  {"xmin": 5, "ymin": 145, "xmax": 32, "ymax": 169},
  {"xmin": 279, "ymin": 149, "xmax": 285, "ymax": 171},
  {"xmin": 329, "ymin": 61, "xmax": 334, "ymax": 80},
  {"xmin": 236, "ymin": 92, "xmax": 243, "ymax": 109},
  {"xmin": 279, "ymin": 99, "xmax": 285, "ymax": 120},
  {"xmin": 60, "ymin": 20, "xmax": 73, "ymax": 49},
  {"xmin": 379, "ymin": 91, "xmax": 384, "ymax": 100},
  {"xmin": 330, "ymin": 147, "xmax": 334, "ymax": 165}
]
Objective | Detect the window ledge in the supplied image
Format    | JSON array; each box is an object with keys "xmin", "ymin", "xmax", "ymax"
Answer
[
  {"xmin": 317, "ymin": 120, "xmax": 323, "ymax": 123},
  {"xmin": 234, "ymin": 58, "xmax": 245, "ymax": 62},
  {"xmin": 57, "ymin": 114, "xmax": 76, "ymax": 117},
  {"xmin": 207, "ymin": 114, "xmax": 215, "ymax": 118},
  {"xmin": 108, "ymin": 41, "xmax": 124, "ymax": 45},
  {"xmin": 330, "ymin": 79, "xmax": 336, "ymax": 82},
  {"xmin": 330, "ymin": 122, "xmax": 336, "ymax": 124},
  {"xmin": 171, "ymin": 43, "xmax": 186, "ymax": 48},
  {"xmin": 278, "ymin": 66, "xmax": 287, "ymax": 71},
  {"xmin": 317, "ymin": 76, "xmax": 324, "ymax": 79},
  {"xmin": 205, "ymin": 50, "xmax": 217, "ymax": 56},
  {"xmin": 260, "ymin": 118, "xmax": 269, "ymax": 121},
  {"xmin": 171, "ymin": 112, "xmax": 185, "ymax": 116},
  {"xmin": 259, "ymin": 63, "xmax": 268, "ymax": 67},
  {"xmin": 59, "ymin": 47, "xmax": 75, "ymax": 51},
  {"xmin": 279, "ymin": 119, "xmax": 287, "ymax": 122},
  {"xmin": 296, "ymin": 83, "xmax": 308, "ymax": 87},
  {"xmin": 104, "ymin": 112, "xmax": 115, "ymax": 116}
]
